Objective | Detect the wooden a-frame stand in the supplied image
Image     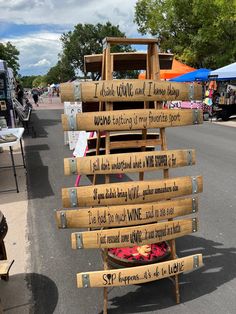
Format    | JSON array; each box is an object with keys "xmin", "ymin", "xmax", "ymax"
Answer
[
  {"xmin": 58, "ymin": 37, "xmax": 204, "ymax": 314},
  {"xmin": 95, "ymin": 37, "xmax": 180, "ymax": 313}
]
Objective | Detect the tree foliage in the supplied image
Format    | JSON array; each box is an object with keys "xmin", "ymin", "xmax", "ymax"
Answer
[
  {"xmin": 21, "ymin": 76, "xmax": 38, "ymax": 88},
  {"xmin": 32, "ymin": 75, "xmax": 47, "ymax": 88},
  {"xmin": 0, "ymin": 42, "xmax": 20, "ymax": 75},
  {"xmin": 45, "ymin": 55, "xmax": 75, "ymax": 84},
  {"xmin": 134, "ymin": 0, "xmax": 236, "ymax": 69},
  {"xmin": 61, "ymin": 22, "xmax": 134, "ymax": 79}
]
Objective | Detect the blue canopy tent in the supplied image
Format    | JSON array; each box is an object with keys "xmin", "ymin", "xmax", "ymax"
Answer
[{"xmin": 169, "ymin": 68, "xmax": 211, "ymax": 82}]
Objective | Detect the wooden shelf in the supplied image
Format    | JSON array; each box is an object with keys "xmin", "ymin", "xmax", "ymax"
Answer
[{"xmin": 84, "ymin": 52, "xmax": 173, "ymax": 73}]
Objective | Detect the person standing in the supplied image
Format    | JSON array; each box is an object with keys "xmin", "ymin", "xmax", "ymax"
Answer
[{"xmin": 16, "ymin": 80, "xmax": 24, "ymax": 105}]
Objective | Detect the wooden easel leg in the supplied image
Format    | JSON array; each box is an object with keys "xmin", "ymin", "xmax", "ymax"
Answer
[
  {"xmin": 103, "ymin": 248, "xmax": 108, "ymax": 313},
  {"xmin": 102, "ymin": 44, "xmax": 113, "ymax": 314},
  {"xmin": 174, "ymin": 274, "xmax": 180, "ymax": 303},
  {"xmin": 160, "ymin": 127, "xmax": 181, "ymax": 304}
]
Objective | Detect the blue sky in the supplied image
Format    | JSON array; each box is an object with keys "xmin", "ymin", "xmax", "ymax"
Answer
[{"xmin": 0, "ymin": 0, "xmax": 140, "ymax": 76}]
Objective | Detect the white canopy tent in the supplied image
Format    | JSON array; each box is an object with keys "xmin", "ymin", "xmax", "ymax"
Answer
[{"xmin": 209, "ymin": 62, "xmax": 236, "ymax": 80}]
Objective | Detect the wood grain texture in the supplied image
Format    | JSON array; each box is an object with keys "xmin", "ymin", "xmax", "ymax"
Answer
[
  {"xmin": 71, "ymin": 218, "xmax": 198, "ymax": 249},
  {"xmin": 61, "ymin": 109, "xmax": 203, "ymax": 131},
  {"xmin": 62, "ymin": 175, "xmax": 203, "ymax": 207},
  {"xmin": 76, "ymin": 254, "xmax": 203, "ymax": 287},
  {"xmin": 64, "ymin": 149, "xmax": 195, "ymax": 175},
  {"xmin": 56, "ymin": 196, "xmax": 198, "ymax": 228},
  {"xmin": 60, "ymin": 80, "xmax": 202, "ymax": 103}
]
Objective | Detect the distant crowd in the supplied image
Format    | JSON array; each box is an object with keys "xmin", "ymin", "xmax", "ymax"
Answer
[{"xmin": 16, "ymin": 82, "xmax": 60, "ymax": 107}]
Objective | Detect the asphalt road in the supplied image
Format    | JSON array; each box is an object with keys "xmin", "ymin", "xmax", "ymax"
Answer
[{"xmin": 25, "ymin": 110, "xmax": 236, "ymax": 314}]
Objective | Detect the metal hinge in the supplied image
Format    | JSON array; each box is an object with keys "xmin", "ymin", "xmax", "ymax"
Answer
[
  {"xmin": 60, "ymin": 211, "xmax": 67, "ymax": 228},
  {"xmin": 68, "ymin": 115, "xmax": 77, "ymax": 131},
  {"xmin": 74, "ymin": 82, "xmax": 82, "ymax": 101},
  {"xmin": 69, "ymin": 158, "xmax": 77, "ymax": 175},
  {"xmin": 187, "ymin": 150, "xmax": 193, "ymax": 166},
  {"xmin": 188, "ymin": 84, "xmax": 194, "ymax": 100},
  {"xmin": 191, "ymin": 176, "xmax": 198, "ymax": 194},
  {"xmin": 82, "ymin": 273, "xmax": 90, "ymax": 288},
  {"xmin": 192, "ymin": 218, "xmax": 198, "ymax": 233},
  {"xmin": 193, "ymin": 255, "xmax": 199, "ymax": 269},
  {"xmin": 76, "ymin": 233, "xmax": 84, "ymax": 249},
  {"xmin": 192, "ymin": 198, "xmax": 198, "ymax": 213},
  {"xmin": 69, "ymin": 188, "xmax": 78, "ymax": 207}
]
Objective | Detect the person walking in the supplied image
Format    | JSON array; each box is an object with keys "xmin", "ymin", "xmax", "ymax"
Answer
[{"xmin": 32, "ymin": 88, "xmax": 39, "ymax": 106}]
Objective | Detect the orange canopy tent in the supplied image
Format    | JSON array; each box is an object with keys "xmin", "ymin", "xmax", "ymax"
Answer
[{"xmin": 139, "ymin": 59, "xmax": 196, "ymax": 80}]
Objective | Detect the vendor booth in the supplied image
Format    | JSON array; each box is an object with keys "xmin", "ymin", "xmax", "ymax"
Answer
[
  {"xmin": 209, "ymin": 62, "xmax": 236, "ymax": 120},
  {"xmin": 209, "ymin": 62, "xmax": 236, "ymax": 80},
  {"xmin": 139, "ymin": 59, "xmax": 195, "ymax": 80},
  {"xmin": 170, "ymin": 68, "xmax": 211, "ymax": 82}
]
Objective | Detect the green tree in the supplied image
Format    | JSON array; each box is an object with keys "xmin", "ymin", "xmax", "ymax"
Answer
[
  {"xmin": 21, "ymin": 76, "xmax": 37, "ymax": 88},
  {"xmin": 0, "ymin": 42, "xmax": 20, "ymax": 74},
  {"xmin": 32, "ymin": 75, "xmax": 47, "ymax": 88},
  {"xmin": 61, "ymin": 22, "xmax": 134, "ymax": 79},
  {"xmin": 45, "ymin": 55, "xmax": 75, "ymax": 84},
  {"xmin": 134, "ymin": 0, "xmax": 236, "ymax": 69}
]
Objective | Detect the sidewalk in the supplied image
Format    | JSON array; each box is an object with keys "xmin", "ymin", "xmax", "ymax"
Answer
[
  {"xmin": 0, "ymin": 96, "xmax": 64, "ymax": 313},
  {"xmin": 31, "ymin": 95, "xmax": 64, "ymax": 110},
  {"xmin": 0, "ymin": 144, "xmax": 31, "ymax": 313}
]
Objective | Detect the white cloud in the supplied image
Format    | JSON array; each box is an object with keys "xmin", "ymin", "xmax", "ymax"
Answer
[
  {"xmin": 0, "ymin": 0, "xmax": 142, "ymax": 75},
  {"xmin": 0, "ymin": 0, "xmax": 138, "ymax": 35},
  {"xmin": 32, "ymin": 58, "xmax": 51, "ymax": 67},
  {"xmin": 2, "ymin": 32, "xmax": 62, "ymax": 75}
]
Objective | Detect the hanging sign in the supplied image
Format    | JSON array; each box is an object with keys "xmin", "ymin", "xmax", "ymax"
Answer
[
  {"xmin": 76, "ymin": 254, "xmax": 203, "ymax": 287},
  {"xmin": 71, "ymin": 218, "xmax": 198, "ymax": 249},
  {"xmin": 61, "ymin": 109, "xmax": 203, "ymax": 132},
  {"xmin": 62, "ymin": 175, "xmax": 203, "ymax": 208},
  {"xmin": 60, "ymin": 80, "xmax": 202, "ymax": 102},
  {"xmin": 56, "ymin": 196, "xmax": 198, "ymax": 228},
  {"xmin": 64, "ymin": 149, "xmax": 196, "ymax": 175}
]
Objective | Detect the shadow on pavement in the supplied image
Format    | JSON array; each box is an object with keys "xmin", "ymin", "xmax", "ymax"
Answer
[
  {"xmin": 29, "ymin": 111, "xmax": 62, "ymax": 138},
  {"xmin": 25, "ymin": 144, "xmax": 54, "ymax": 200},
  {"xmin": 26, "ymin": 272, "xmax": 59, "ymax": 314},
  {"xmin": 0, "ymin": 272, "xmax": 58, "ymax": 314},
  {"xmin": 103, "ymin": 235, "xmax": 236, "ymax": 313}
]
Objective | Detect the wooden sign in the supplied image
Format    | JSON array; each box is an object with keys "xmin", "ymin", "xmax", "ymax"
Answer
[
  {"xmin": 61, "ymin": 109, "xmax": 203, "ymax": 132},
  {"xmin": 62, "ymin": 175, "xmax": 203, "ymax": 208},
  {"xmin": 71, "ymin": 217, "xmax": 198, "ymax": 249},
  {"xmin": 64, "ymin": 149, "xmax": 196, "ymax": 175},
  {"xmin": 76, "ymin": 254, "xmax": 203, "ymax": 288},
  {"xmin": 56, "ymin": 196, "xmax": 198, "ymax": 228},
  {"xmin": 60, "ymin": 80, "xmax": 202, "ymax": 103}
]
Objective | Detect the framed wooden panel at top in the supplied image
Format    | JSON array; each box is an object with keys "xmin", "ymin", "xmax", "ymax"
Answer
[
  {"xmin": 61, "ymin": 109, "xmax": 203, "ymax": 132},
  {"xmin": 84, "ymin": 52, "xmax": 173, "ymax": 73},
  {"xmin": 64, "ymin": 149, "xmax": 196, "ymax": 175},
  {"xmin": 56, "ymin": 196, "xmax": 198, "ymax": 228},
  {"xmin": 59, "ymin": 80, "xmax": 202, "ymax": 103},
  {"xmin": 71, "ymin": 217, "xmax": 198, "ymax": 249},
  {"xmin": 76, "ymin": 254, "xmax": 203, "ymax": 288},
  {"xmin": 62, "ymin": 175, "xmax": 203, "ymax": 208}
]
